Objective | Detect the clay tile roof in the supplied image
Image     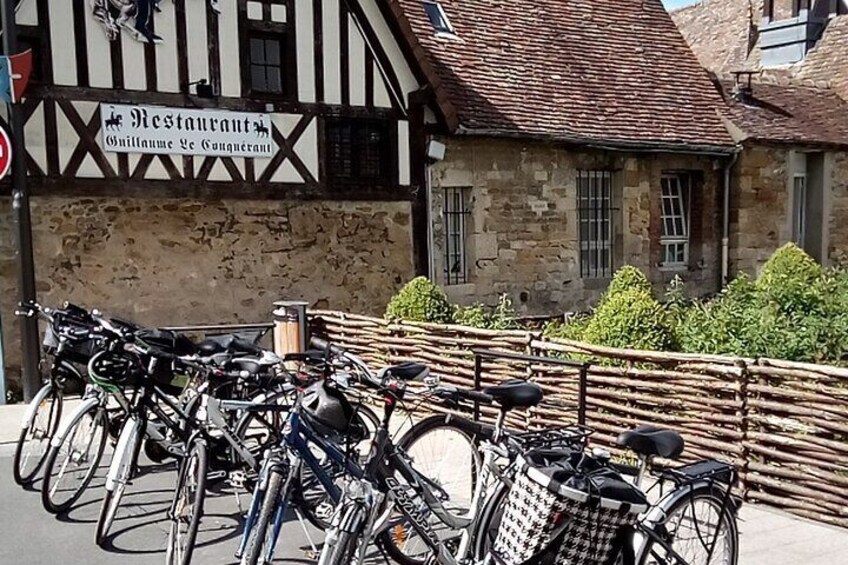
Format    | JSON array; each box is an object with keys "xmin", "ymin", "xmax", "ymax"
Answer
[
  {"xmin": 720, "ymin": 80, "xmax": 848, "ymax": 147},
  {"xmin": 389, "ymin": 0, "xmax": 735, "ymax": 151},
  {"xmin": 670, "ymin": 0, "xmax": 759, "ymax": 74}
]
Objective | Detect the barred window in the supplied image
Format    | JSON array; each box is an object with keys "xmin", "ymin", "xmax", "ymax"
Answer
[
  {"xmin": 660, "ymin": 174, "xmax": 691, "ymax": 267},
  {"xmin": 578, "ymin": 170, "xmax": 614, "ymax": 278},
  {"xmin": 443, "ymin": 187, "xmax": 470, "ymax": 285},
  {"xmin": 325, "ymin": 118, "xmax": 391, "ymax": 184}
]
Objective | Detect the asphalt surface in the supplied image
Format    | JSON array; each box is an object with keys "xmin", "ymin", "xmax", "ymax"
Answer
[{"xmin": 0, "ymin": 452, "xmax": 345, "ymax": 565}]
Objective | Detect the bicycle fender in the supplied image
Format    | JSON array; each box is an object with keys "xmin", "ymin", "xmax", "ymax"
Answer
[
  {"xmin": 50, "ymin": 397, "xmax": 101, "ymax": 448},
  {"xmin": 21, "ymin": 383, "xmax": 54, "ymax": 428},
  {"xmin": 632, "ymin": 480, "xmax": 738, "ymax": 561},
  {"xmin": 106, "ymin": 417, "xmax": 141, "ymax": 490}
]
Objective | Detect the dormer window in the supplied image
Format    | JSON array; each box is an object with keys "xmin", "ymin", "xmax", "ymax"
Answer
[{"xmin": 423, "ymin": 1, "xmax": 454, "ymax": 35}]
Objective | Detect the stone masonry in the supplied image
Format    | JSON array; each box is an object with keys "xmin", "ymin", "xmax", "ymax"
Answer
[
  {"xmin": 429, "ymin": 137, "xmax": 724, "ymax": 315},
  {"xmin": 0, "ymin": 197, "xmax": 414, "ymax": 387},
  {"xmin": 730, "ymin": 144, "xmax": 848, "ymax": 275}
]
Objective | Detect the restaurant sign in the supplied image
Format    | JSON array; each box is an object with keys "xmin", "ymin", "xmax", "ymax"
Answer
[{"xmin": 100, "ymin": 103, "xmax": 277, "ymax": 158}]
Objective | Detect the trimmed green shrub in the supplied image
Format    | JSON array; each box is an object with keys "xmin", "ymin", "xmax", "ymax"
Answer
[
  {"xmin": 582, "ymin": 287, "xmax": 674, "ymax": 351},
  {"xmin": 385, "ymin": 277, "xmax": 452, "ymax": 323},
  {"xmin": 599, "ymin": 265, "xmax": 653, "ymax": 307},
  {"xmin": 454, "ymin": 294, "xmax": 519, "ymax": 330},
  {"xmin": 756, "ymin": 243, "xmax": 823, "ymax": 314}
]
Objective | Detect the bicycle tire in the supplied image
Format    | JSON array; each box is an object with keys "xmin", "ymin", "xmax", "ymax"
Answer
[
  {"xmin": 166, "ymin": 439, "xmax": 209, "ymax": 565},
  {"xmin": 96, "ymin": 416, "xmax": 143, "ymax": 546},
  {"xmin": 14, "ymin": 384, "xmax": 63, "ymax": 485},
  {"xmin": 472, "ymin": 481, "xmax": 509, "ymax": 560},
  {"xmin": 637, "ymin": 490, "xmax": 739, "ymax": 565},
  {"xmin": 240, "ymin": 466, "xmax": 291, "ymax": 565},
  {"xmin": 40, "ymin": 403, "xmax": 108, "ymax": 514},
  {"xmin": 377, "ymin": 414, "xmax": 482, "ymax": 565}
]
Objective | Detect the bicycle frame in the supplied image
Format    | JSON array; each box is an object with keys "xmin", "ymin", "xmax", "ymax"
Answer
[
  {"xmin": 355, "ymin": 410, "xmax": 510, "ymax": 565},
  {"xmin": 235, "ymin": 397, "xmax": 367, "ymax": 562}
]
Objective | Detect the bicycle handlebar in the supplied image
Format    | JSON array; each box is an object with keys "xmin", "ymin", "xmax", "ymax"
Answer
[{"xmin": 309, "ymin": 336, "xmax": 384, "ymax": 389}]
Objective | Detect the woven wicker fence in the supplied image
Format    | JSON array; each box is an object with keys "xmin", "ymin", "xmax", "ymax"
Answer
[{"xmin": 309, "ymin": 310, "xmax": 848, "ymax": 529}]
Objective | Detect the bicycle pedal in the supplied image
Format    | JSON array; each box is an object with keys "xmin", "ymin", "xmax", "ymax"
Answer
[{"xmin": 304, "ymin": 549, "xmax": 319, "ymax": 560}]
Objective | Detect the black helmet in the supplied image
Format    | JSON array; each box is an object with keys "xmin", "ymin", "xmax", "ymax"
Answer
[{"xmin": 301, "ymin": 381, "xmax": 354, "ymax": 437}]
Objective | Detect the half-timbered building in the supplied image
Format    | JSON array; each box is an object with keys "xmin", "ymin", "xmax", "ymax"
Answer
[{"xmin": 1, "ymin": 0, "xmax": 436, "ymax": 376}]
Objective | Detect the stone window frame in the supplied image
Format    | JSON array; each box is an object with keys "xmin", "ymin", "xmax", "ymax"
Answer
[{"xmin": 660, "ymin": 173, "xmax": 692, "ymax": 269}]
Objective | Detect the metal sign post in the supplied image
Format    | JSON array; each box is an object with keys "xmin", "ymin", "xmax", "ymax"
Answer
[{"xmin": 1, "ymin": 0, "xmax": 40, "ymax": 402}]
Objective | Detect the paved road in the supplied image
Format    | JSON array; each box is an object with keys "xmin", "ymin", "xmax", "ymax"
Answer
[{"xmin": 0, "ymin": 453, "xmax": 339, "ymax": 565}]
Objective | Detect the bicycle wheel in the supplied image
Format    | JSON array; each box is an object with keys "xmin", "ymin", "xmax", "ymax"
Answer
[
  {"xmin": 299, "ymin": 404, "xmax": 381, "ymax": 530},
  {"xmin": 639, "ymin": 491, "xmax": 738, "ymax": 565},
  {"xmin": 240, "ymin": 466, "xmax": 293, "ymax": 565},
  {"xmin": 166, "ymin": 439, "xmax": 208, "ymax": 565},
  {"xmin": 41, "ymin": 402, "xmax": 108, "ymax": 514},
  {"xmin": 378, "ymin": 414, "xmax": 482, "ymax": 565},
  {"xmin": 96, "ymin": 416, "xmax": 143, "ymax": 546},
  {"xmin": 14, "ymin": 383, "xmax": 63, "ymax": 485},
  {"xmin": 233, "ymin": 391, "xmax": 292, "ymax": 456}
]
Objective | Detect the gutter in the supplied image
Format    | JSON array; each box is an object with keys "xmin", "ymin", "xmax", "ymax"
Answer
[
  {"xmin": 455, "ymin": 126, "xmax": 738, "ymax": 157},
  {"xmin": 722, "ymin": 147, "xmax": 742, "ymax": 286}
]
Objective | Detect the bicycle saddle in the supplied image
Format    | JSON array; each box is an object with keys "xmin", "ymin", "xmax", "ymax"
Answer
[
  {"xmin": 483, "ymin": 380, "xmax": 543, "ymax": 410},
  {"xmin": 616, "ymin": 425, "xmax": 685, "ymax": 459},
  {"xmin": 379, "ymin": 362, "xmax": 429, "ymax": 381}
]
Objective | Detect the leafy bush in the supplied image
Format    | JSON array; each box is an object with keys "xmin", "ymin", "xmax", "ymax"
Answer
[
  {"xmin": 676, "ymin": 274, "xmax": 761, "ymax": 357},
  {"xmin": 582, "ymin": 287, "xmax": 674, "ymax": 351},
  {"xmin": 756, "ymin": 243, "xmax": 823, "ymax": 314},
  {"xmin": 544, "ymin": 315, "xmax": 590, "ymax": 341},
  {"xmin": 454, "ymin": 294, "xmax": 519, "ymax": 330},
  {"xmin": 599, "ymin": 265, "xmax": 653, "ymax": 306},
  {"xmin": 385, "ymin": 277, "xmax": 453, "ymax": 323}
]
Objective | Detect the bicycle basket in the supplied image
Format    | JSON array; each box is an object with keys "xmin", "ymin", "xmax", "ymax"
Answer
[{"xmin": 492, "ymin": 449, "xmax": 648, "ymax": 565}]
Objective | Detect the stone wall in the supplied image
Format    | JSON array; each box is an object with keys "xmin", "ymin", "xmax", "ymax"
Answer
[
  {"xmin": 429, "ymin": 136, "xmax": 724, "ymax": 315},
  {"xmin": 0, "ymin": 196, "xmax": 414, "ymax": 386},
  {"xmin": 827, "ymin": 150, "xmax": 848, "ymax": 264},
  {"xmin": 729, "ymin": 143, "xmax": 848, "ymax": 275}
]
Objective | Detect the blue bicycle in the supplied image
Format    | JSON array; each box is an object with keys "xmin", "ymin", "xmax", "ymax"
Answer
[{"xmin": 236, "ymin": 340, "xmax": 479, "ymax": 565}]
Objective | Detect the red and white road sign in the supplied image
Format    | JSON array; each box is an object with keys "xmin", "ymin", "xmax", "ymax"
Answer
[{"xmin": 0, "ymin": 126, "xmax": 12, "ymax": 179}]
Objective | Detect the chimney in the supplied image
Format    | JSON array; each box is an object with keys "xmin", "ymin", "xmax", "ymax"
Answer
[{"xmin": 732, "ymin": 71, "xmax": 756, "ymax": 103}]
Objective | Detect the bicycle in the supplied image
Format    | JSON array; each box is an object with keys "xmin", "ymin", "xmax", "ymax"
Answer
[
  {"xmin": 235, "ymin": 338, "xmax": 489, "ymax": 565},
  {"xmin": 12, "ymin": 301, "xmax": 97, "ymax": 486},
  {"xmin": 315, "ymin": 347, "xmax": 740, "ymax": 565},
  {"xmin": 39, "ymin": 314, "xmax": 140, "ymax": 514},
  {"xmin": 165, "ymin": 346, "xmax": 386, "ymax": 565},
  {"xmin": 94, "ymin": 326, "xmax": 295, "ymax": 549}
]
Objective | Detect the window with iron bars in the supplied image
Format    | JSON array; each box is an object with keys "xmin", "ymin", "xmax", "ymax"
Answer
[
  {"xmin": 578, "ymin": 170, "xmax": 615, "ymax": 278},
  {"xmin": 443, "ymin": 188, "xmax": 470, "ymax": 285}
]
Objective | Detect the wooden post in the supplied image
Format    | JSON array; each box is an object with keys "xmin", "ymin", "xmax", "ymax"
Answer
[{"xmin": 272, "ymin": 301, "xmax": 309, "ymax": 359}]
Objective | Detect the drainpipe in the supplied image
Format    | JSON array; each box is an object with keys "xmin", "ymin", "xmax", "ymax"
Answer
[{"xmin": 722, "ymin": 148, "xmax": 741, "ymax": 286}]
